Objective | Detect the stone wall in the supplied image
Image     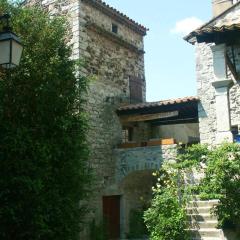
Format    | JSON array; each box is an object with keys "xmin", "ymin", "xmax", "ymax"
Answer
[
  {"xmin": 196, "ymin": 43, "xmax": 217, "ymax": 144},
  {"xmin": 26, "ymin": 0, "xmax": 147, "ymax": 235},
  {"xmin": 115, "ymin": 144, "xmax": 177, "ymax": 183},
  {"xmin": 196, "ymin": 5, "xmax": 240, "ymax": 144},
  {"xmin": 152, "ymin": 123, "xmax": 200, "ymax": 144},
  {"xmin": 78, "ymin": 1, "xmax": 146, "ymax": 224}
]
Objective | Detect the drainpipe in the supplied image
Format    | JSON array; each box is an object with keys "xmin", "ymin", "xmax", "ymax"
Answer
[{"xmin": 211, "ymin": 44, "xmax": 233, "ymax": 144}]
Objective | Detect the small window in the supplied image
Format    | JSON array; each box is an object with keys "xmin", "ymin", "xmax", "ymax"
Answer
[
  {"xmin": 112, "ymin": 23, "xmax": 118, "ymax": 34},
  {"xmin": 122, "ymin": 127, "xmax": 133, "ymax": 143},
  {"xmin": 232, "ymin": 125, "xmax": 240, "ymax": 142}
]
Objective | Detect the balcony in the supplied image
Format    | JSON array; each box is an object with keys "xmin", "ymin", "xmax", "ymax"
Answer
[{"xmin": 115, "ymin": 138, "xmax": 177, "ymax": 183}]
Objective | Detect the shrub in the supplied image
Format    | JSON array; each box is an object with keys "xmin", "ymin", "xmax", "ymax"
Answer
[
  {"xmin": 199, "ymin": 143, "xmax": 240, "ymax": 228},
  {"xmin": 0, "ymin": 1, "xmax": 91, "ymax": 239},
  {"xmin": 144, "ymin": 166, "xmax": 189, "ymax": 240},
  {"xmin": 128, "ymin": 208, "xmax": 148, "ymax": 239}
]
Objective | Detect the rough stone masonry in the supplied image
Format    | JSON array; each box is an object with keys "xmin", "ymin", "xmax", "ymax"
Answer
[
  {"xmin": 195, "ymin": 4, "xmax": 240, "ymax": 145},
  {"xmin": 25, "ymin": 0, "xmax": 148, "ymax": 237}
]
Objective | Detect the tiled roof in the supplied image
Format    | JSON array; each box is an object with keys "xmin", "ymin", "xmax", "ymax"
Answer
[
  {"xmin": 184, "ymin": 23, "xmax": 240, "ymax": 44},
  {"xmin": 184, "ymin": 1, "xmax": 240, "ymax": 44},
  {"xmin": 118, "ymin": 96, "xmax": 199, "ymax": 112},
  {"xmin": 82, "ymin": 0, "xmax": 148, "ymax": 35}
]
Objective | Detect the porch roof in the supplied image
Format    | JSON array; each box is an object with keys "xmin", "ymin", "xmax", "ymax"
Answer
[{"xmin": 117, "ymin": 96, "xmax": 199, "ymax": 125}]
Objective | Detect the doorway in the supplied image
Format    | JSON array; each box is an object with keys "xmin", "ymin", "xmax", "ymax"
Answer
[{"xmin": 102, "ymin": 195, "xmax": 121, "ymax": 240}]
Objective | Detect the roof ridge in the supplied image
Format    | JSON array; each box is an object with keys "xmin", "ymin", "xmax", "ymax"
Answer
[{"xmin": 82, "ymin": 0, "xmax": 148, "ymax": 35}]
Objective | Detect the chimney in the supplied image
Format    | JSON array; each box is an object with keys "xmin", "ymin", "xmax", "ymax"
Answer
[{"xmin": 212, "ymin": 0, "xmax": 235, "ymax": 17}]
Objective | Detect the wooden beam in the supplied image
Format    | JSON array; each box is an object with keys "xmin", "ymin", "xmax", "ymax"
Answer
[
  {"xmin": 226, "ymin": 53, "xmax": 239, "ymax": 80},
  {"xmin": 120, "ymin": 111, "xmax": 179, "ymax": 123},
  {"xmin": 118, "ymin": 138, "xmax": 176, "ymax": 149},
  {"xmin": 147, "ymin": 138, "xmax": 176, "ymax": 146},
  {"xmin": 151, "ymin": 117, "xmax": 199, "ymax": 126}
]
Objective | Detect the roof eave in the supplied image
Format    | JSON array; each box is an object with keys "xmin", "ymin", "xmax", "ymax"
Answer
[
  {"xmin": 117, "ymin": 97, "xmax": 199, "ymax": 114},
  {"xmin": 184, "ymin": 1, "xmax": 240, "ymax": 44},
  {"xmin": 82, "ymin": 0, "xmax": 148, "ymax": 36}
]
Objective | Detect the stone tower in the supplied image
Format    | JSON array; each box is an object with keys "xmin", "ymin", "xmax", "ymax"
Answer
[{"xmin": 25, "ymin": 0, "xmax": 148, "ymax": 238}]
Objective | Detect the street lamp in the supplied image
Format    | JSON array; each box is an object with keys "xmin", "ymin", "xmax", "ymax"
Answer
[{"xmin": 0, "ymin": 14, "xmax": 23, "ymax": 69}]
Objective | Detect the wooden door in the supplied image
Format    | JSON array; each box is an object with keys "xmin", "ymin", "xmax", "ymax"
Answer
[{"xmin": 102, "ymin": 195, "xmax": 120, "ymax": 240}]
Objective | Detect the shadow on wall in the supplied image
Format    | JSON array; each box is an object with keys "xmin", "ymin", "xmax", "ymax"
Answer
[{"xmin": 120, "ymin": 170, "xmax": 155, "ymax": 239}]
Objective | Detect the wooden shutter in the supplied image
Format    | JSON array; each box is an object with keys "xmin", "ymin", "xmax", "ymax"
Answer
[{"xmin": 129, "ymin": 76, "xmax": 143, "ymax": 103}]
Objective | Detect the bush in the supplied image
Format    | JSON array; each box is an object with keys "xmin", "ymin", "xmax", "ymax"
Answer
[
  {"xmin": 144, "ymin": 142, "xmax": 240, "ymax": 239},
  {"xmin": 128, "ymin": 208, "xmax": 148, "ymax": 239},
  {"xmin": 198, "ymin": 143, "xmax": 240, "ymax": 228},
  {"xmin": 144, "ymin": 167, "xmax": 189, "ymax": 240},
  {"xmin": 89, "ymin": 219, "xmax": 109, "ymax": 240},
  {"xmin": 0, "ymin": 1, "xmax": 91, "ymax": 239},
  {"xmin": 176, "ymin": 143, "xmax": 240, "ymax": 230}
]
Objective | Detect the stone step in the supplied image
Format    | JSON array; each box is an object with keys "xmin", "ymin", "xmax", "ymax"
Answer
[
  {"xmin": 187, "ymin": 200, "xmax": 219, "ymax": 208},
  {"xmin": 187, "ymin": 229, "xmax": 222, "ymax": 238},
  {"xmin": 187, "ymin": 213, "xmax": 218, "ymax": 222},
  {"xmin": 188, "ymin": 220, "xmax": 218, "ymax": 229},
  {"xmin": 187, "ymin": 206, "xmax": 213, "ymax": 214}
]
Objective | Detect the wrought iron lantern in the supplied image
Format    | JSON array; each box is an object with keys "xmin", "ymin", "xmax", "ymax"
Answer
[{"xmin": 0, "ymin": 14, "xmax": 23, "ymax": 69}]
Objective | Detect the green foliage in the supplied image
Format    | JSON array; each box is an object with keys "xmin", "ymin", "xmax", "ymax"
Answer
[
  {"xmin": 0, "ymin": 1, "xmax": 90, "ymax": 240},
  {"xmin": 177, "ymin": 144, "xmax": 209, "ymax": 169},
  {"xmin": 144, "ymin": 142, "xmax": 240, "ymax": 239},
  {"xmin": 198, "ymin": 143, "xmax": 240, "ymax": 228},
  {"xmin": 144, "ymin": 166, "xmax": 189, "ymax": 240},
  {"xmin": 127, "ymin": 208, "xmax": 148, "ymax": 239},
  {"xmin": 89, "ymin": 219, "xmax": 109, "ymax": 240},
  {"xmin": 178, "ymin": 143, "xmax": 240, "ymax": 229}
]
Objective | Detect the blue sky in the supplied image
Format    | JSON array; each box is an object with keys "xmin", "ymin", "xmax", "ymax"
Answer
[{"xmin": 105, "ymin": 0, "xmax": 212, "ymax": 101}]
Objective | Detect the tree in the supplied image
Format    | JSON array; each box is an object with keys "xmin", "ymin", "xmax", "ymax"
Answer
[{"xmin": 0, "ymin": 1, "xmax": 90, "ymax": 239}]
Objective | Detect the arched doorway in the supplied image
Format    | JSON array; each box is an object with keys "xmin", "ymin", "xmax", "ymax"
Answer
[{"xmin": 119, "ymin": 170, "xmax": 156, "ymax": 238}]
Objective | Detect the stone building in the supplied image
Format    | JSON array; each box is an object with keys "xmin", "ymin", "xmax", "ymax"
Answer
[
  {"xmin": 25, "ymin": 0, "xmax": 200, "ymax": 239},
  {"xmin": 185, "ymin": 0, "xmax": 240, "ymax": 145},
  {"xmin": 183, "ymin": 1, "xmax": 240, "ymax": 239}
]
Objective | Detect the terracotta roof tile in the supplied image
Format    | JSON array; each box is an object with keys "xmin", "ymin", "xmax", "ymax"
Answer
[
  {"xmin": 185, "ymin": 23, "xmax": 240, "ymax": 44},
  {"xmin": 118, "ymin": 96, "xmax": 199, "ymax": 112},
  {"xmin": 184, "ymin": 1, "xmax": 240, "ymax": 43}
]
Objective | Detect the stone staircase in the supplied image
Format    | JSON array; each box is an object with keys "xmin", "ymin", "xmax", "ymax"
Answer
[{"xmin": 186, "ymin": 199, "xmax": 224, "ymax": 240}]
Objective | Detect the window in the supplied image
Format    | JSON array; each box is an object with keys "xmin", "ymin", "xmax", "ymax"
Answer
[
  {"xmin": 112, "ymin": 23, "xmax": 118, "ymax": 34},
  {"xmin": 232, "ymin": 125, "xmax": 240, "ymax": 142},
  {"xmin": 122, "ymin": 127, "xmax": 133, "ymax": 143}
]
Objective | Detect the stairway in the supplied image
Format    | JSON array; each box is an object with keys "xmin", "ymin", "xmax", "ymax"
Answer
[{"xmin": 186, "ymin": 199, "xmax": 224, "ymax": 240}]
